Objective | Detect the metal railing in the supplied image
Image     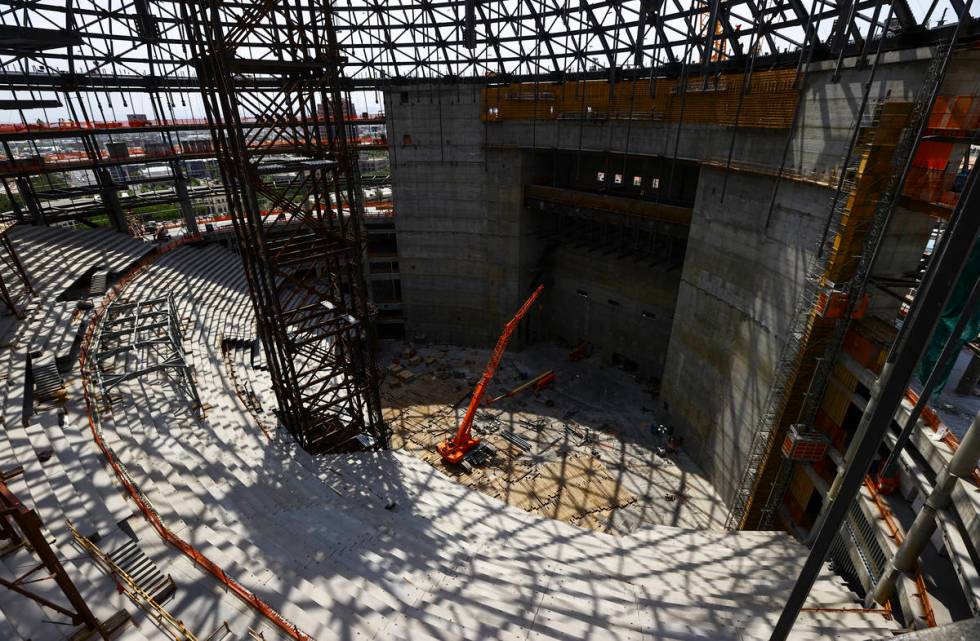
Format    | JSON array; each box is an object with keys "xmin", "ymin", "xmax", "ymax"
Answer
[
  {"xmin": 69, "ymin": 523, "xmax": 194, "ymax": 641},
  {"xmin": 75, "ymin": 234, "xmax": 315, "ymax": 641}
]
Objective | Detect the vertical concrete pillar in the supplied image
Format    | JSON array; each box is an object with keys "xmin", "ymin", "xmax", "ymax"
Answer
[
  {"xmin": 14, "ymin": 177, "xmax": 46, "ymax": 226},
  {"xmin": 96, "ymin": 168, "xmax": 127, "ymax": 233}
]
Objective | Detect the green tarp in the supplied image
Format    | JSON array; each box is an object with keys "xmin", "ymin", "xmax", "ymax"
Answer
[{"xmin": 915, "ymin": 241, "xmax": 980, "ymax": 394}]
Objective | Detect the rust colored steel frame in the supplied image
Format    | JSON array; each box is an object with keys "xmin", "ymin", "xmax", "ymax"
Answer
[
  {"xmin": 0, "ymin": 480, "xmax": 109, "ymax": 639},
  {"xmin": 181, "ymin": 1, "xmax": 385, "ymax": 454}
]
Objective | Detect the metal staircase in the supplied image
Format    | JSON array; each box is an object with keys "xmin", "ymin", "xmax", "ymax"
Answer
[{"xmin": 104, "ymin": 536, "xmax": 176, "ymax": 605}]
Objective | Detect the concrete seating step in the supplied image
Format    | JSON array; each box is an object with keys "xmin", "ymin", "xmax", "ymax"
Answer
[{"xmin": 0, "ymin": 236, "xmax": 903, "ymax": 641}]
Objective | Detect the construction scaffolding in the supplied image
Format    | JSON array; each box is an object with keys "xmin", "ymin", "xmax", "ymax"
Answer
[
  {"xmin": 481, "ymin": 70, "xmax": 800, "ymax": 127},
  {"xmin": 181, "ymin": 1, "xmax": 385, "ymax": 453},
  {"xmin": 92, "ymin": 293, "xmax": 201, "ymax": 415},
  {"xmin": 726, "ymin": 24, "xmax": 962, "ymax": 531},
  {"xmin": 0, "ymin": 216, "xmax": 33, "ymax": 317}
]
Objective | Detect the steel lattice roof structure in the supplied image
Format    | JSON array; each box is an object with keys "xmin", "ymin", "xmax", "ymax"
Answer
[{"xmin": 1, "ymin": 0, "xmax": 977, "ymax": 97}]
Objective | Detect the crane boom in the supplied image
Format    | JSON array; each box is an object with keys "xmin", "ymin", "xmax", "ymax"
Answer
[{"xmin": 437, "ymin": 285, "xmax": 544, "ymax": 465}]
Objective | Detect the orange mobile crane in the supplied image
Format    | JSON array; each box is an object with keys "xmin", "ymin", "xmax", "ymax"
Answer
[{"xmin": 437, "ymin": 285, "xmax": 545, "ymax": 465}]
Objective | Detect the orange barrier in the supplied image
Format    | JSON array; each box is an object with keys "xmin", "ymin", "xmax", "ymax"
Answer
[
  {"xmin": 927, "ymin": 95, "xmax": 980, "ymax": 132},
  {"xmin": 3, "ymin": 137, "xmax": 385, "ymax": 176},
  {"xmin": 903, "ymin": 166, "xmax": 961, "ymax": 209},
  {"xmin": 912, "ymin": 142, "xmax": 953, "ymax": 170},
  {"xmin": 863, "ymin": 478, "xmax": 935, "ymax": 627},
  {"xmin": 902, "ymin": 93, "xmax": 977, "ymax": 209},
  {"xmin": 78, "ymin": 234, "xmax": 313, "ymax": 641},
  {"xmin": 800, "ymin": 605, "xmax": 893, "ymax": 616},
  {"xmin": 903, "ymin": 389, "xmax": 980, "ymax": 486},
  {"xmin": 482, "ymin": 69, "xmax": 800, "ymax": 128}
]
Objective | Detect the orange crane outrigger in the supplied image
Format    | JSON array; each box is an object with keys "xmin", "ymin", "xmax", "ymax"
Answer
[{"xmin": 437, "ymin": 285, "xmax": 544, "ymax": 465}]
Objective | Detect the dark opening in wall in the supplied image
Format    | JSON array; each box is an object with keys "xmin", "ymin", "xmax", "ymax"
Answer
[
  {"xmin": 608, "ymin": 299, "xmax": 620, "ymax": 307},
  {"xmin": 402, "ymin": 134, "xmax": 413, "ymax": 146},
  {"xmin": 612, "ymin": 353, "xmax": 639, "ymax": 372},
  {"xmin": 642, "ymin": 311, "xmax": 656, "ymax": 320},
  {"xmin": 377, "ymin": 323, "xmax": 405, "ymax": 340},
  {"xmin": 540, "ymin": 150, "xmax": 697, "ymax": 206},
  {"xmin": 367, "ymin": 232, "xmax": 398, "ymax": 257},
  {"xmin": 399, "ymin": 91, "xmax": 409, "ymax": 105},
  {"xmin": 371, "ymin": 279, "xmax": 402, "ymax": 304},
  {"xmin": 369, "ymin": 261, "xmax": 399, "ymax": 274}
]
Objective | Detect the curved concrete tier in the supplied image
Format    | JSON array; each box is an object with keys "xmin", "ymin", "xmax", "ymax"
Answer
[{"xmin": 1, "ymin": 232, "xmax": 902, "ymax": 640}]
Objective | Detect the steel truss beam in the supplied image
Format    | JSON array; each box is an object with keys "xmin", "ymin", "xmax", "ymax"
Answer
[
  {"xmin": 181, "ymin": 0, "xmax": 385, "ymax": 454},
  {"xmin": 0, "ymin": 219, "xmax": 34, "ymax": 317},
  {"xmin": 0, "ymin": 2, "xmax": 971, "ymax": 92}
]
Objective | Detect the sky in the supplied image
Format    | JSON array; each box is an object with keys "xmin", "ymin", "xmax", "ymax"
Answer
[{"xmin": 0, "ymin": 1, "xmax": 976, "ymax": 125}]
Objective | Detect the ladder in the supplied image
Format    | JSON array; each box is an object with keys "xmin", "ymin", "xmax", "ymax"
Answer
[
  {"xmin": 757, "ymin": 41, "xmax": 952, "ymax": 527},
  {"xmin": 726, "ymin": 40, "xmax": 952, "ymax": 530}
]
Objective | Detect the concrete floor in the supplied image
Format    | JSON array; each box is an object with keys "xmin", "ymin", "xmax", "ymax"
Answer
[
  {"xmin": 380, "ymin": 341, "xmax": 728, "ymax": 534},
  {"xmin": 926, "ymin": 348, "xmax": 980, "ymax": 439}
]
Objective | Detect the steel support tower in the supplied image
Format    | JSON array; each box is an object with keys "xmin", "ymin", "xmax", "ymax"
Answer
[{"xmin": 181, "ymin": 1, "xmax": 385, "ymax": 453}]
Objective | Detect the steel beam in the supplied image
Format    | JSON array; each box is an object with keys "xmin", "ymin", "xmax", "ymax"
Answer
[
  {"xmin": 0, "ymin": 482, "xmax": 107, "ymax": 638},
  {"xmin": 768, "ymin": 160, "xmax": 980, "ymax": 641}
]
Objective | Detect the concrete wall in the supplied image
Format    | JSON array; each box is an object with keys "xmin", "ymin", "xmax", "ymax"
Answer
[
  {"xmin": 661, "ymin": 167, "xmax": 830, "ymax": 503},
  {"xmin": 655, "ymin": 47, "xmax": 971, "ymax": 504},
  {"xmin": 385, "ymin": 85, "xmax": 529, "ymax": 345},
  {"xmin": 486, "ymin": 47, "xmax": 934, "ymax": 179},
  {"xmin": 542, "ymin": 245, "xmax": 680, "ymax": 378},
  {"xmin": 385, "ymin": 45, "xmax": 964, "ymax": 504}
]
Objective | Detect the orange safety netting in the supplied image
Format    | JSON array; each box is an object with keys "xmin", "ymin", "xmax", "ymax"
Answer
[{"xmin": 481, "ymin": 69, "xmax": 800, "ymax": 129}]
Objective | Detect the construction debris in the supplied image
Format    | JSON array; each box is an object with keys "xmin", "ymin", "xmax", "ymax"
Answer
[
  {"xmin": 488, "ymin": 370, "xmax": 555, "ymax": 404},
  {"xmin": 501, "ymin": 430, "xmax": 532, "ymax": 451},
  {"xmin": 381, "ymin": 341, "xmax": 727, "ymax": 533}
]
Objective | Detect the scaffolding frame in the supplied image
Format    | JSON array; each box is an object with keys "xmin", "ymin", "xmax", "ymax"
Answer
[
  {"xmin": 0, "ymin": 477, "xmax": 110, "ymax": 640},
  {"xmin": 0, "ymin": 1, "xmax": 958, "ymax": 86},
  {"xmin": 0, "ymin": 219, "xmax": 33, "ymax": 318},
  {"xmin": 92, "ymin": 293, "xmax": 201, "ymax": 415},
  {"xmin": 181, "ymin": 1, "xmax": 385, "ymax": 453}
]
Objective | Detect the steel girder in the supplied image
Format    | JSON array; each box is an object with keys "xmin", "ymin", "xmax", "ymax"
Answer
[
  {"xmin": 0, "ymin": 480, "xmax": 108, "ymax": 639},
  {"xmin": 0, "ymin": 1, "xmax": 973, "ymax": 96},
  {"xmin": 180, "ymin": 0, "xmax": 385, "ymax": 453}
]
